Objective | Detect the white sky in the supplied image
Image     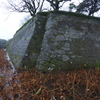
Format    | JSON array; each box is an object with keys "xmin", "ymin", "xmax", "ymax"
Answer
[
  {"xmin": 1, "ymin": 0, "xmax": 98, "ymax": 40},
  {"xmin": 0, "ymin": 0, "xmax": 30, "ymax": 40}
]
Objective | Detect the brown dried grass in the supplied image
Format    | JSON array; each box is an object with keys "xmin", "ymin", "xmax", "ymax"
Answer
[
  {"xmin": 0, "ymin": 49, "xmax": 11, "ymax": 68},
  {"xmin": 0, "ymin": 49, "xmax": 11, "ymax": 90},
  {"xmin": 0, "ymin": 49, "xmax": 100, "ymax": 100}
]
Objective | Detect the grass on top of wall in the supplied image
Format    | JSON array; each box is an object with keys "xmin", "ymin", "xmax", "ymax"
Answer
[
  {"xmin": 16, "ymin": 18, "xmax": 32, "ymax": 33},
  {"xmin": 37, "ymin": 11, "xmax": 100, "ymax": 21},
  {"xmin": 16, "ymin": 11, "xmax": 100, "ymax": 33}
]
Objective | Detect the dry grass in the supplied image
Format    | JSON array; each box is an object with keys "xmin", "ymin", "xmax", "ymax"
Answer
[
  {"xmin": 0, "ymin": 49, "xmax": 11, "ymax": 91},
  {"xmin": 0, "ymin": 49, "xmax": 100, "ymax": 100},
  {"xmin": 0, "ymin": 49, "xmax": 11, "ymax": 68}
]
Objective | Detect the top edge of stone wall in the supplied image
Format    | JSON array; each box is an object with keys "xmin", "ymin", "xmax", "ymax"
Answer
[{"xmin": 47, "ymin": 12, "xmax": 100, "ymax": 24}]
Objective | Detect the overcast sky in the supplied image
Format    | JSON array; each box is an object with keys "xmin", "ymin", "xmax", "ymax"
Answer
[
  {"xmin": 0, "ymin": 0, "xmax": 29, "ymax": 40},
  {"xmin": 0, "ymin": 0, "xmax": 89, "ymax": 40}
]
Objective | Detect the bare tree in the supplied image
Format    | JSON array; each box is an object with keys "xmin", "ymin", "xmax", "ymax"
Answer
[
  {"xmin": 5, "ymin": 0, "xmax": 45, "ymax": 16},
  {"xmin": 46, "ymin": 0, "xmax": 71, "ymax": 11}
]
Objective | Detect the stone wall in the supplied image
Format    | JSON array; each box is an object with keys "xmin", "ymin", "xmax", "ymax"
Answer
[
  {"xmin": 7, "ymin": 15, "xmax": 47, "ymax": 69},
  {"xmin": 7, "ymin": 12, "xmax": 100, "ymax": 71}
]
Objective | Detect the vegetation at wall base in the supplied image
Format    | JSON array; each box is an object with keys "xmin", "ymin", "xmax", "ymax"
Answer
[{"xmin": 0, "ymin": 67, "xmax": 100, "ymax": 99}]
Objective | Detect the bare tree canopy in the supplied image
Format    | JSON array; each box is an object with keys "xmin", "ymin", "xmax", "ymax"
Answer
[
  {"xmin": 5, "ymin": 0, "xmax": 72, "ymax": 15},
  {"xmin": 46, "ymin": 0, "xmax": 71, "ymax": 11},
  {"xmin": 5, "ymin": 0, "xmax": 45, "ymax": 16},
  {"xmin": 4, "ymin": 0, "xmax": 100, "ymax": 16},
  {"xmin": 76, "ymin": 0, "xmax": 100, "ymax": 16}
]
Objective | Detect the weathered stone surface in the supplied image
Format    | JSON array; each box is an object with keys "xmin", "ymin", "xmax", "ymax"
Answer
[
  {"xmin": 62, "ymin": 55, "xmax": 69, "ymax": 62},
  {"xmin": 7, "ymin": 13, "xmax": 100, "ymax": 71},
  {"xmin": 7, "ymin": 15, "xmax": 47, "ymax": 69},
  {"xmin": 36, "ymin": 13, "xmax": 100, "ymax": 71},
  {"xmin": 55, "ymin": 35, "xmax": 65, "ymax": 41}
]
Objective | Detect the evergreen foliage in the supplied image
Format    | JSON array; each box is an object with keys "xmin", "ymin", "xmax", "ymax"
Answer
[
  {"xmin": 76, "ymin": 0, "xmax": 100, "ymax": 16},
  {"xmin": 0, "ymin": 39, "xmax": 7, "ymax": 48}
]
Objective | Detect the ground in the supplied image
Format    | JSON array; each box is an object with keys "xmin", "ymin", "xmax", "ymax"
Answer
[{"xmin": 0, "ymin": 48, "xmax": 100, "ymax": 100}]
